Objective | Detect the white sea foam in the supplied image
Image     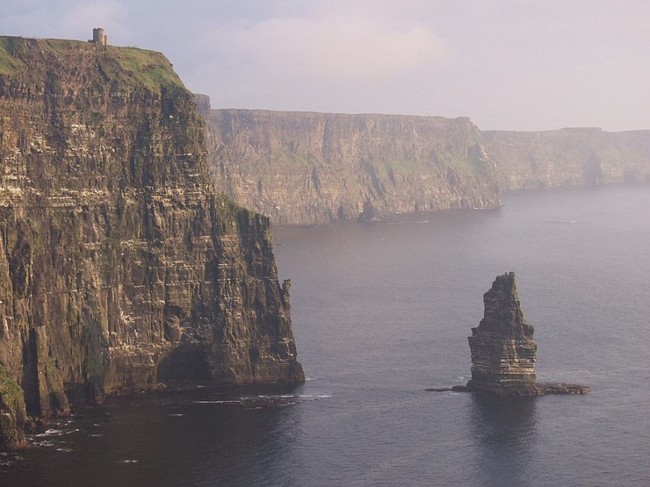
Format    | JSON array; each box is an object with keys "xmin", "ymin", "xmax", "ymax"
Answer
[
  {"xmin": 193, "ymin": 400, "xmax": 241, "ymax": 404},
  {"xmin": 35, "ymin": 429, "xmax": 64, "ymax": 437},
  {"xmin": 32, "ymin": 440, "xmax": 55, "ymax": 448}
]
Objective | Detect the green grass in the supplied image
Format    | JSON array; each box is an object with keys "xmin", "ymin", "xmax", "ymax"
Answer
[
  {"xmin": 0, "ymin": 364, "xmax": 26, "ymax": 414},
  {"xmin": 0, "ymin": 36, "xmax": 185, "ymax": 94},
  {"xmin": 45, "ymin": 38, "xmax": 74, "ymax": 55},
  {"xmin": 0, "ymin": 37, "xmax": 27, "ymax": 75},
  {"xmin": 445, "ymin": 155, "xmax": 479, "ymax": 172},
  {"xmin": 108, "ymin": 46, "xmax": 184, "ymax": 92},
  {"xmin": 382, "ymin": 158, "xmax": 429, "ymax": 175}
]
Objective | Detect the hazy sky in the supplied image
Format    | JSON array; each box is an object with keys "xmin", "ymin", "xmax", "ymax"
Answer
[{"xmin": 2, "ymin": 1, "xmax": 649, "ymax": 131}]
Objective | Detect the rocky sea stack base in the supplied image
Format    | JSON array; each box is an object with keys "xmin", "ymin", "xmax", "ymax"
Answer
[{"xmin": 429, "ymin": 272, "xmax": 589, "ymax": 396}]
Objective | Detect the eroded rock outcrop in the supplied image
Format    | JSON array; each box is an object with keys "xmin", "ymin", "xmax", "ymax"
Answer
[
  {"xmin": 0, "ymin": 36, "xmax": 303, "ymax": 449},
  {"xmin": 461, "ymin": 272, "xmax": 589, "ymax": 396}
]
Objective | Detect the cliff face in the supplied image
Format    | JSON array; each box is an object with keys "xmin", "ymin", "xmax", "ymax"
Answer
[
  {"xmin": 200, "ymin": 100, "xmax": 650, "ymax": 225},
  {"xmin": 203, "ymin": 106, "xmax": 501, "ymax": 225},
  {"xmin": 0, "ymin": 37, "xmax": 302, "ymax": 449},
  {"xmin": 484, "ymin": 128, "xmax": 650, "ymax": 190}
]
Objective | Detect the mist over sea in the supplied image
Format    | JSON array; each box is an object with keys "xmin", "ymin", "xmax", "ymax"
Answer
[{"xmin": 2, "ymin": 185, "xmax": 649, "ymax": 486}]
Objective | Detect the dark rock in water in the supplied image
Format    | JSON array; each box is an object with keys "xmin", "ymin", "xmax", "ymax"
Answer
[
  {"xmin": 533, "ymin": 383, "xmax": 590, "ymax": 395},
  {"xmin": 451, "ymin": 385, "xmax": 470, "ymax": 392},
  {"xmin": 463, "ymin": 272, "xmax": 589, "ymax": 397}
]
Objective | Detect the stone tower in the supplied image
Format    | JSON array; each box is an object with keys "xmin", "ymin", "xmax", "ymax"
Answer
[{"xmin": 91, "ymin": 27, "xmax": 108, "ymax": 46}]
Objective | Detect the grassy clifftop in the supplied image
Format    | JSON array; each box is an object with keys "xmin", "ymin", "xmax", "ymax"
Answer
[{"xmin": 0, "ymin": 36, "xmax": 183, "ymax": 92}]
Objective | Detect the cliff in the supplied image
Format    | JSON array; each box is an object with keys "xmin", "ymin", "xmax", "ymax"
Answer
[
  {"xmin": 463, "ymin": 273, "xmax": 588, "ymax": 396},
  {"xmin": 203, "ymin": 105, "xmax": 501, "ymax": 225},
  {"xmin": 484, "ymin": 128, "xmax": 650, "ymax": 190},
  {"xmin": 0, "ymin": 36, "xmax": 303, "ymax": 449},
  {"xmin": 200, "ymin": 99, "xmax": 650, "ymax": 225}
]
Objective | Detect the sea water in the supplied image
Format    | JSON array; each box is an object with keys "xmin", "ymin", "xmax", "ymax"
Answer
[{"xmin": 1, "ymin": 185, "xmax": 649, "ymax": 486}]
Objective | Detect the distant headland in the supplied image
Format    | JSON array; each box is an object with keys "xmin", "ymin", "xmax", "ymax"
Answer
[{"xmin": 197, "ymin": 96, "xmax": 650, "ymax": 226}]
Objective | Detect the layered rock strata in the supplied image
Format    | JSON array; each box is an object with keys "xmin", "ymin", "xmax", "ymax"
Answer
[
  {"xmin": 201, "ymin": 103, "xmax": 501, "ymax": 225},
  {"xmin": 484, "ymin": 128, "xmax": 650, "ymax": 190},
  {"xmin": 462, "ymin": 272, "xmax": 588, "ymax": 396},
  {"xmin": 0, "ymin": 36, "xmax": 303, "ymax": 449},
  {"xmin": 198, "ymin": 99, "xmax": 650, "ymax": 226}
]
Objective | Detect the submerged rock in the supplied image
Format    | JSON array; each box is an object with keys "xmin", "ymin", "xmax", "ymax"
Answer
[{"xmin": 463, "ymin": 272, "xmax": 589, "ymax": 397}]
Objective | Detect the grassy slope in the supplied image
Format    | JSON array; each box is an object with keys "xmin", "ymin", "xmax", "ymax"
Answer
[
  {"xmin": 0, "ymin": 37, "xmax": 26, "ymax": 75},
  {"xmin": 0, "ymin": 36, "xmax": 183, "ymax": 92}
]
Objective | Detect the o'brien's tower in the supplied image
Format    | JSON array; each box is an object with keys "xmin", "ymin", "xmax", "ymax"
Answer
[{"xmin": 90, "ymin": 27, "xmax": 108, "ymax": 46}]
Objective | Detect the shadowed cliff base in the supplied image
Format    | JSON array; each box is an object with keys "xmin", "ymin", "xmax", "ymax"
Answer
[
  {"xmin": 0, "ymin": 36, "xmax": 302, "ymax": 450},
  {"xmin": 428, "ymin": 272, "xmax": 589, "ymax": 397}
]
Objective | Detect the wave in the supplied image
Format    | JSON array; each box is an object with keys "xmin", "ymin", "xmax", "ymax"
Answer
[
  {"xmin": 193, "ymin": 400, "xmax": 241, "ymax": 405},
  {"xmin": 35, "ymin": 429, "xmax": 64, "ymax": 437},
  {"xmin": 192, "ymin": 392, "xmax": 332, "ymax": 408}
]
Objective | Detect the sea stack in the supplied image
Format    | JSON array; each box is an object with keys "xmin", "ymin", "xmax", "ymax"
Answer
[{"xmin": 463, "ymin": 272, "xmax": 589, "ymax": 396}]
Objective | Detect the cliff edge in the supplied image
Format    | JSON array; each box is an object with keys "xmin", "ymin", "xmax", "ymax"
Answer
[{"xmin": 0, "ymin": 36, "xmax": 303, "ymax": 449}]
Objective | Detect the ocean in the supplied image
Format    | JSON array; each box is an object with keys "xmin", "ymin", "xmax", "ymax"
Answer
[{"xmin": 2, "ymin": 185, "xmax": 649, "ymax": 486}]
